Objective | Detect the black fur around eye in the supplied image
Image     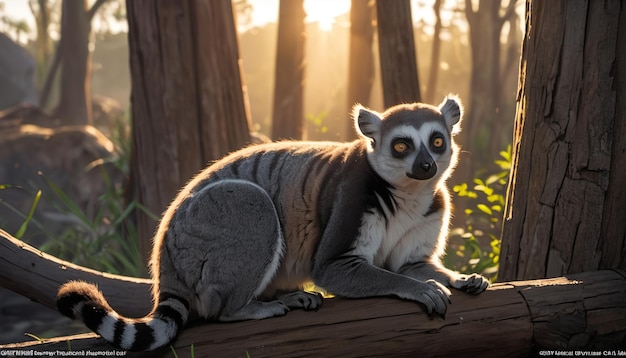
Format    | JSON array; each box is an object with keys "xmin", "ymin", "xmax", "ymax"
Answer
[
  {"xmin": 391, "ymin": 138, "xmax": 413, "ymax": 158},
  {"xmin": 430, "ymin": 133, "xmax": 446, "ymax": 153}
]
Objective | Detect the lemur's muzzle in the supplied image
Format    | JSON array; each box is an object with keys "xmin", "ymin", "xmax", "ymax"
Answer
[{"xmin": 407, "ymin": 145, "xmax": 437, "ymax": 180}]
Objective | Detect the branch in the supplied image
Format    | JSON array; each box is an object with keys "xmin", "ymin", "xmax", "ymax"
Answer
[
  {"xmin": 86, "ymin": 0, "xmax": 109, "ymax": 22},
  {"xmin": 0, "ymin": 229, "xmax": 152, "ymax": 318},
  {"xmin": 464, "ymin": 0, "xmax": 477, "ymax": 25}
]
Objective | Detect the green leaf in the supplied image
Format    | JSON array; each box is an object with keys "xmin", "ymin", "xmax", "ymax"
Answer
[
  {"xmin": 15, "ymin": 190, "xmax": 42, "ymax": 239},
  {"xmin": 485, "ymin": 171, "xmax": 508, "ymax": 185},
  {"xmin": 453, "ymin": 183, "xmax": 467, "ymax": 193},
  {"xmin": 476, "ymin": 204, "xmax": 492, "ymax": 216},
  {"xmin": 487, "ymin": 194, "xmax": 503, "ymax": 203},
  {"xmin": 499, "ymin": 145, "xmax": 512, "ymax": 162},
  {"xmin": 495, "ymin": 161, "xmax": 511, "ymax": 170},
  {"xmin": 135, "ymin": 201, "xmax": 159, "ymax": 221},
  {"xmin": 475, "ymin": 185, "xmax": 494, "ymax": 196},
  {"xmin": 473, "ymin": 178, "xmax": 485, "ymax": 186},
  {"xmin": 41, "ymin": 174, "xmax": 91, "ymax": 225}
]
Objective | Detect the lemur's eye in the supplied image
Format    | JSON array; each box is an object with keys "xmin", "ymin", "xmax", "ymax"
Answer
[
  {"xmin": 391, "ymin": 139, "xmax": 412, "ymax": 158},
  {"xmin": 430, "ymin": 134, "xmax": 446, "ymax": 153},
  {"xmin": 394, "ymin": 142, "xmax": 408, "ymax": 153}
]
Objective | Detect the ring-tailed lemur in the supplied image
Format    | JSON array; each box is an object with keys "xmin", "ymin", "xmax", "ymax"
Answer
[{"xmin": 57, "ymin": 95, "xmax": 489, "ymax": 351}]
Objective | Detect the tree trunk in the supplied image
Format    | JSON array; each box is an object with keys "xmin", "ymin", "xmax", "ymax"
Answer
[
  {"xmin": 346, "ymin": 0, "xmax": 375, "ymax": 140},
  {"xmin": 494, "ymin": 12, "xmax": 522, "ymax": 156},
  {"xmin": 127, "ymin": 0, "xmax": 251, "ymax": 263},
  {"xmin": 54, "ymin": 0, "xmax": 92, "ymax": 125},
  {"xmin": 424, "ymin": 0, "xmax": 443, "ymax": 103},
  {"xmin": 376, "ymin": 0, "xmax": 421, "ymax": 107},
  {"xmin": 272, "ymin": 0, "xmax": 306, "ymax": 140},
  {"xmin": 31, "ymin": 0, "xmax": 53, "ymax": 89},
  {"xmin": 460, "ymin": 0, "xmax": 502, "ymax": 178},
  {"xmin": 499, "ymin": 0, "xmax": 626, "ymax": 281}
]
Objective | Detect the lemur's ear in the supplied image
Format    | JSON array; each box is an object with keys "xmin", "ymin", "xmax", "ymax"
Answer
[
  {"xmin": 439, "ymin": 95, "xmax": 463, "ymax": 135},
  {"xmin": 353, "ymin": 104, "xmax": 383, "ymax": 144}
]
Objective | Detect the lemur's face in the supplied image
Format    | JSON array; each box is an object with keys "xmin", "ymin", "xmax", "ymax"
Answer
[{"xmin": 354, "ymin": 97, "xmax": 463, "ymax": 189}]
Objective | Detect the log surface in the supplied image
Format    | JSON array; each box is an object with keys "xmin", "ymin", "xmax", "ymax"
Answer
[
  {"xmin": 1, "ymin": 230, "xmax": 625, "ymax": 356},
  {"xmin": 0, "ymin": 229, "xmax": 152, "ymax": 317}
]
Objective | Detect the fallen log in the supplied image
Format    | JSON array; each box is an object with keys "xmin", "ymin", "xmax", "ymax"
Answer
[
  {"xmin": 1, "ymin": 229, "xmax": 625, "ymax": 357},
  {"xmin": 0, "ymin": 228, "xmax": 152, "ymax": 317}
]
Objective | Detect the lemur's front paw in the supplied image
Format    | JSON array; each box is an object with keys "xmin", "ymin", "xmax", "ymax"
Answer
[
  {"xmin": 417, "ymin": 279, "xmax": 451, "ymax": 317},
  {"xmin": 451, "ymin": 273, "xmax": 489, "ymax": 294}
]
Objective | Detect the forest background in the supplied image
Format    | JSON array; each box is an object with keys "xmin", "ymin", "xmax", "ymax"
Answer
[{"xmin": 0, "ymin": 0, "xmax": 523, "ymax": 344}]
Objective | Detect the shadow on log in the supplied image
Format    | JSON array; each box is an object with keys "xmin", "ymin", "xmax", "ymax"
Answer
[{"xmin": 1, "ymin": 229, "xmax": 625, "ymax": 356}]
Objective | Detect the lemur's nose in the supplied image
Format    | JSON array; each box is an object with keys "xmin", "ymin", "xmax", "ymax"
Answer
[{"xmin": 409, "ymin": 146, "xmax": 438, "ymax": 180}]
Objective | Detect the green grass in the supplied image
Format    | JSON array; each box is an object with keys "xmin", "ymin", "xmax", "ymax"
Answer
[{"xmin": 1, "ymin": 112, "xmax": 152, "ymax": 277}]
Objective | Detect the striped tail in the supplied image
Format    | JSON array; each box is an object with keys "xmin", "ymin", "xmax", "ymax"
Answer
[{"xmin": 56, "ymin": 281, "xmax": 189, "ymax": 351}]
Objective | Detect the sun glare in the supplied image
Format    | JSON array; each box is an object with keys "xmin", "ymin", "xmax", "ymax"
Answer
[
  {"xmin": 246, "ymin": 0, "xmax": 351, "ymax": 32},
  {"xmin": 304, "ymin": 0, "xmax": 350, "ymax": 32}
]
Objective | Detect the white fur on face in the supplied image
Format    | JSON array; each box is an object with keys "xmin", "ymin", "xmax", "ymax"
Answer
[{"xmin": 368, "ymin": 123, "xmax": 453, "ymax": 189}]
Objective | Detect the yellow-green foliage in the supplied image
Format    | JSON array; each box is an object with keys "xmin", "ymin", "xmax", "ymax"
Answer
[{"xmin": 446, "ymin": 146, "xmax": 511, "ymax": 281}]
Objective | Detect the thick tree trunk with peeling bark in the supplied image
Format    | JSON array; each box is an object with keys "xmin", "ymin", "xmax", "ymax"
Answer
[
  {"xmin": 499, "ymin": 0, "xmax": 626, "ymax": 281},
  {"xmin": 1, "ymin": 230, "xmax": 625, "ymax": 355},
  {"xmin": 126, "ymin": 0, "xmax": 252, "ymax": 263}
]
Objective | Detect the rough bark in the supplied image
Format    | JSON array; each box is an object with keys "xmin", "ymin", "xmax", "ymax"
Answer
[
  {"xmin": 346, "ymin": 0, "xmax": 375, "ymax": 140},
  {"xmin": 376, "ymin": 0, "xmax": 421, "ymax": 107},
  {"xmin": 1, "ymin": 230, "xmax": 625, "ymax": 355},
  {"xmin": 499, "ymin": 0, "xmax": 626, "ymax": 281},
  {"xmin": 126, "ymin": 0, "xmax": 251, "ymax": 262},
  {"xmin": 272, "ymin": 0, "xmax": 306, "ymax": 140}
]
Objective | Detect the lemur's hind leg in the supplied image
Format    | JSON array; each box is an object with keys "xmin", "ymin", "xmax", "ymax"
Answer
[{"xmin": 173, "ymin": 179, "xmax": 288, "ymax": 321}]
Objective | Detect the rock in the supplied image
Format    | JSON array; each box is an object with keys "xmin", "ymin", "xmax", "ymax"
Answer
[
  {"xmin": 0, "ymin": 34, "xmax": 37, "ymax": 110},
  {"xmin": 0, "ymin": 120, "xmax": 124, "ymax": 246}
]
